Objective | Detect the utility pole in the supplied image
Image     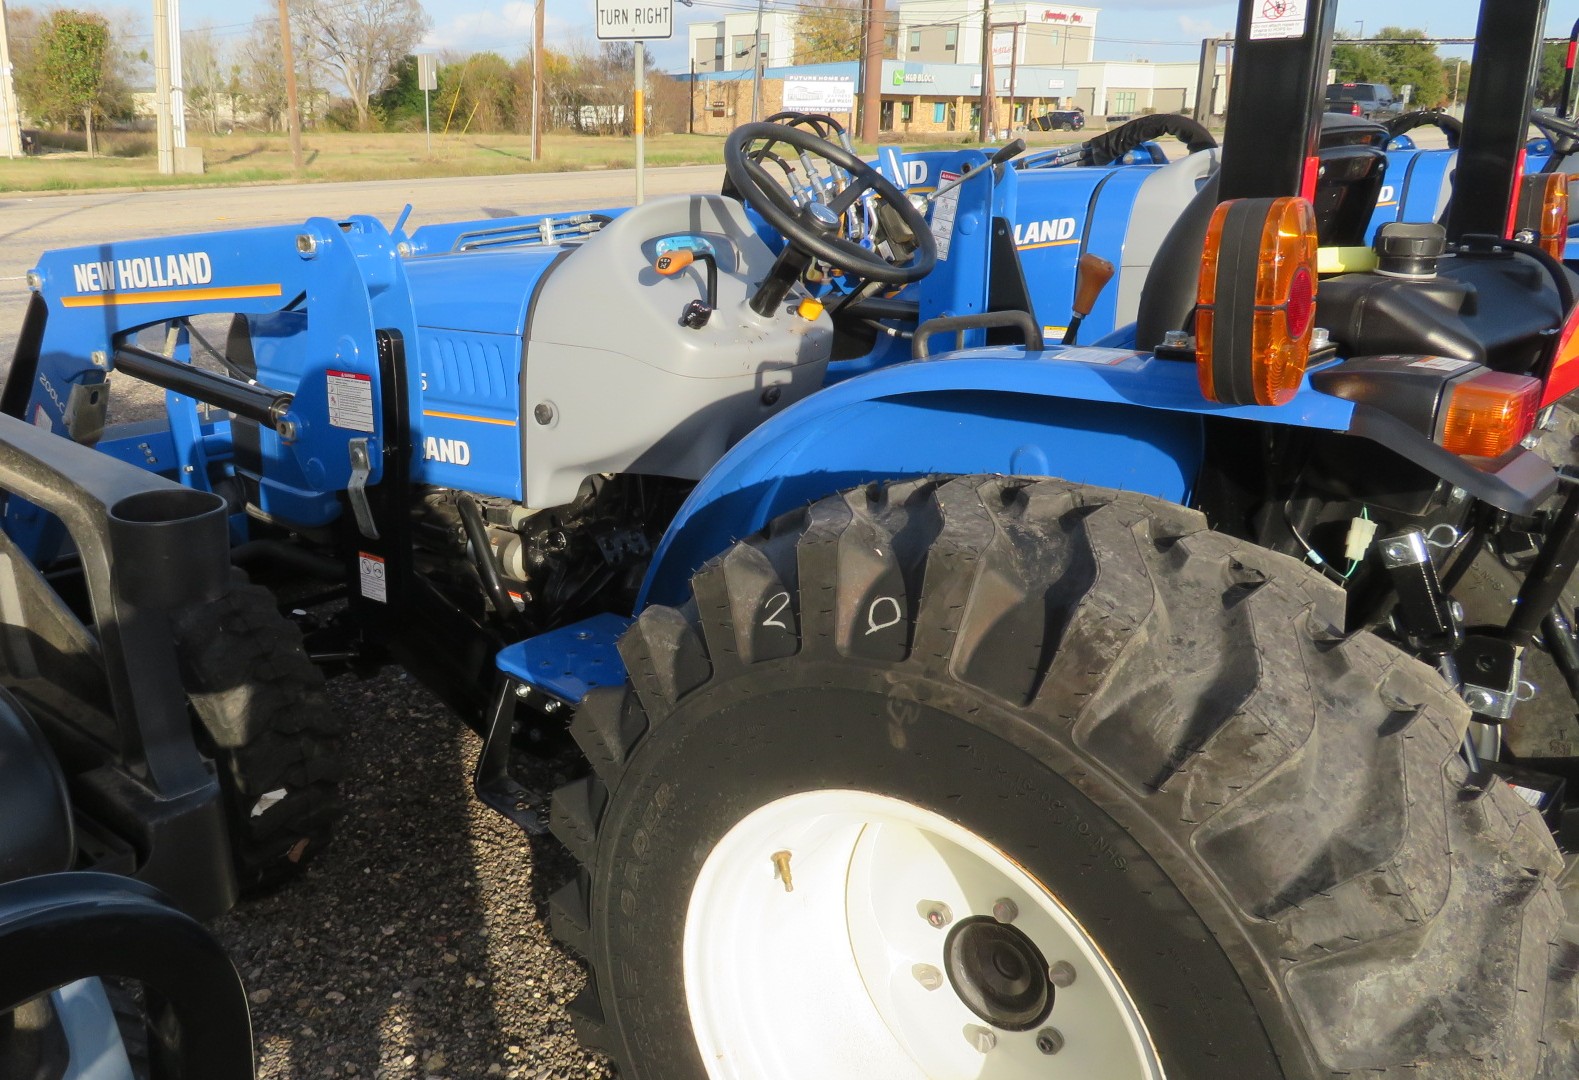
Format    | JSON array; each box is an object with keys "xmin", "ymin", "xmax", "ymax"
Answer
[
  {"xmin": 860, "ymin": 0, "xmax": 883, "ymax": 142},
  {"xmin": 750, "ymin": 0, "xmax": 766, "ymax": 123},
  {"xmin": 532, "ymin": 0, "xmax": 544, "ymax": 160},
  {"xmin": 169, "ymin": 0, "xmax": 187, "ymax": 150},
  {"xmin": 0, "ymin": 0, "xmax": 24, "ymax": 159},
  {"xmin": 153, "ymin": 0, "xmax": 174, "ymax": 171},
  {"xmin": 277, "ymin": 0, "xmax": 304, "ymax": 172},
  {"xmin": 1007, "ymin": 21, "xmax": 1019, "ymax": 133},
  {"xmin": 977, "ymin": 0, "xmax": 992, "ymax": 141}
]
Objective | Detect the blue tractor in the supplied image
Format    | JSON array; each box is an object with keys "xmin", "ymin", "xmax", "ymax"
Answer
[{"xmin": 3, "ymin": 0, "xmax": 1579, "ymax": 1077}]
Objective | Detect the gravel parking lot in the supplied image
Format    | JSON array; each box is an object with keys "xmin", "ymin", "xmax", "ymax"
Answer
[{"xmin": 217, "ymin": 673, "xmax": 611, "ymax": 1080}]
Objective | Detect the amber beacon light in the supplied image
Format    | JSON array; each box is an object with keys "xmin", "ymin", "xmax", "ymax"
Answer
[
  {"xmin": 1194, "ymin": 196, "xmax": 1319, "ymax": 407},
  {"xmin": 1513, "ymin": 171, "xmax": 1571, "ymax": 259}
]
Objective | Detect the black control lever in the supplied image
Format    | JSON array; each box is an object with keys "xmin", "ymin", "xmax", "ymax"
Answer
[{"xmin": 655, "ymin": 249, "xmax": 718, "ymax": 328}]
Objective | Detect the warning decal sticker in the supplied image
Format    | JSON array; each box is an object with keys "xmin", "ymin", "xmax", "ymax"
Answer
[
  {"xmin": 1250, "ymin": 0, "xmax": 1306, "ymax": 41},
  {"xmin": 358, "ymin": 552, "xmax": 388, "ymax": 603},
  {"xmin": 327, "ymin": 370, "xmax": 376, "ymax": 432}
]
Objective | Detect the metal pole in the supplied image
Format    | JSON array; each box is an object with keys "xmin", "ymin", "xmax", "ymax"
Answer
[
  {"xmin": 1560, "ymin": 18, "xmax": 1579, "ymax": 120},
  {"xmin": 532, "ymin": 0, "xmax": 544, "ymax": 160},
  {"xmin": 977, "ymin": 0, "xmax": 991, "ymax": 142},
  {"xmin": 751, "ymin": 0, "xmax": 765, "ymax": 123},
  {"xmin": 689, "ymin": 58, "xmax": 694, "ymax": 134},
  {"xmin": 1007, "ymin": 21, "xmax": 1019, "ymax": 136},
  {"xmin": 424, "ymin": 87, "xmax": 431, "ymax": 153},
  {"xmin": 635, "ymin": 40, "xmax": 645, "ymax": 205},
  {"xmin": 153, "ymin": 0, "xmax": 175, "ymax": 172},
  {"xmin": 277, "ymin": 0, "xmax": 304, "ymax": 172},
  {"xmin": 0, "ymin": 0, "xmax": 24, "ymax": 158},
  {"xmin": 169, "ymin": 0, "xmax": 187, "ymax": 149}
]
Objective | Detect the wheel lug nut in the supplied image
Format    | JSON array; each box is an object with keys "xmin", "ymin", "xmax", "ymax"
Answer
[
  {"xmin": 964, "ymin": 1024, "xmax": 997, "ymax": 1053},
  {"xmin": 992, "ymin": 897, "xmax": 1018, "ymax": 923},
  {"xmin": 1036, "ymin": 1027, "xmax": 1065, "ymax": 1056},
  {"xmin": 1048, "ymin": 960, "xmax": 1077, "ymax": 988},
  {"xmin": 911, "ymin": 963, "xmax": 943, "ymax": 991},
  {"xmin": 918, "ymin": 900, "xmax": 953, "ymax": 928}
]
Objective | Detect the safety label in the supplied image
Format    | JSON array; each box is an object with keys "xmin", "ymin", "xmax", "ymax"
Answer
[
  {"xmin": 932, "ymin": 171, "xmax": 961, "ymax": 261},
  {"xmin": 1057, "ymin": 347, "xmax": 1142, "ymax": 365},
  {"xmin": 1249, "ymin": 0, "xmax": 1305, "ymax": 41},
  {"xmin": 1408, "ymin": 357, "xmax": 1474, "ymax": 372},
  {"xmin": 327, "ymin": 370, "xmax": 376, "ymax": 432},
  {"xmin": 358, "ymin": 552, "xmax": 388, "ymax": 603}
]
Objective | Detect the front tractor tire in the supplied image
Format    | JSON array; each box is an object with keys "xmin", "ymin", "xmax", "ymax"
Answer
[
  {"xmin": 551, "ymin": 477, "xmax": 1577, "ymax": 1079},
  {"xmin": 174, "ymin": 577, "xmax": 343, "ymax": 894}
]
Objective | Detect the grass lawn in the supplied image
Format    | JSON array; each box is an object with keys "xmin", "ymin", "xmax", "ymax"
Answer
[
  {"xmin": 0, "ymin": 130, "xmax": 735, "ymax": 193},
  {"xmin": 0, "ymin": 126, "xmax": 1097, "ymax": 195}
]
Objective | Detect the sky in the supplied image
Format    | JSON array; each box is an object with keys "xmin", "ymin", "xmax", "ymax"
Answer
[{"xmin": 57, "ymin": 0, "xmax": 1576, "ymax": 75}]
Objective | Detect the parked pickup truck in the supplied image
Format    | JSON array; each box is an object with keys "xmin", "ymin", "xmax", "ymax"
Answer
[{"xmin": 1325, "ymin": 82, "xmax": 1403, "ymax": 120}]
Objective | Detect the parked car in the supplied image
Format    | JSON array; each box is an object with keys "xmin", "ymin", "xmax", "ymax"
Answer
[
  {"xmin": 1325, "ymin": 81, "xmax": 1403, "ymax": 120},
  {"xmin": 1036, "ymin": 109, "xmax": 1085, "ymax": 131}
]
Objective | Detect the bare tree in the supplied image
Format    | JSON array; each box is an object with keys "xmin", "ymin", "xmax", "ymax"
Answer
[
  {"xmin": 237, "ymin": 15, "xmax": 287, "ymax": 130},
  {"xmin": 295, "ymin": 0, "xmax": 430, "ymax": 130},
  {"xmin": 182, "ymin": 25, "xmax": 226, "ymax": 133}
]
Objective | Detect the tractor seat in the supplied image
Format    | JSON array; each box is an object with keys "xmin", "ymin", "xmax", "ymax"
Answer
[
  {"xmin": 1135, "ymin": 115, "xmax": 1392, "ymax": 350},
  {"xmin": 0, "ymin": 692, "xmax": 74, "ymax": 885}
]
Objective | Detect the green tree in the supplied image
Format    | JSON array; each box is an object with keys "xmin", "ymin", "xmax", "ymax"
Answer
[
  {"xmin": 16, "ymin": 10, "xmax": 113, "ymax": 154},
  {"xmin": 373, "ymin": 55, "xmax": 427, "ymax": 128},
  {"xmin": 1536, "ymin": 42, "xmax": 1569, "ymax": 106},
  {"xmin": 795, "ymin": 0, "xmax": 863, "ymax": 65},
  {"xmin": 1373, "ymin": 27, "xmax": 1446, "ymax": 108}
]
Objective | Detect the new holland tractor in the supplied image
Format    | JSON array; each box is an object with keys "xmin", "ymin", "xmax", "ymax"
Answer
[{"xmin": 5, "ymin": 0, "xmax": 1579, "ymax": 1077}]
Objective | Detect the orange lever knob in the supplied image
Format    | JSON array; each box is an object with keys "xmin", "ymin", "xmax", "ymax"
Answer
[
  {"xmin": 655, "ymin": 249, "xmax": 695, "ymax": 275},
  {"xmin": 1071, "ymin": 252, "xmax": 1116, "ymax": 317}
]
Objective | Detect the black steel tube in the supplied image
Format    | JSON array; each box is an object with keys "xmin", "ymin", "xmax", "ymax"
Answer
[
  {"xmin": 1217, "ymin": 0, "xmax": 1338, "ymax": 201},
  {"xmin": 114, "ymin": 344, "xmax": 291, "ymax": 428},
  {"xmin": 1561, "ymin": 18, "xmax": 1579, "ymax": 121},
  {"xmin": 1447, "ymin": 1, "xmax": 1547, "ymax": 243},
  {"xmin": 1541, "ymin": 606, "xmax": 1579, "ymax": 700},
  {"xmin": 1508, "ymin": 480, "xmax": 1579, "ymax": 644},
  {"xmin": 456, "ymin": 494, "xmax": 520, "ymax": 627}
]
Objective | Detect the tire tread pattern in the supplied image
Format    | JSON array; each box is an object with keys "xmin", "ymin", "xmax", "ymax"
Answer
[
  {"xmin": 552, "ymin": 476, "xmax": 1579, "ymax": 1078},
  {"xmin": 173, "ymin": 578, "xmax": 343, "ymax": 894}
]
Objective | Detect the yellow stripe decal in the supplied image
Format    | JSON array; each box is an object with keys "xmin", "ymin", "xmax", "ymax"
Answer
[
  {"xmin": 422, "ymin": 410, "xmax": 519, "ymax": 427},
  {"xmin": 1016, "ymin": 239, "xmax": 1081, "ymax": 251},
  {"xmin": 61, "ymin": 284, "xmax": 284, "ymax": 308}
]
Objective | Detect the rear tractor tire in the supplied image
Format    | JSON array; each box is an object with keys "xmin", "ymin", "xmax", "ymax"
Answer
[
  {"xmin": 551, "ymin": 476, "xmax": 1578, "ymax": 1079},
  {"xmin": 174, "ymin": 577, "xmax": 343, "ymax": 895}
]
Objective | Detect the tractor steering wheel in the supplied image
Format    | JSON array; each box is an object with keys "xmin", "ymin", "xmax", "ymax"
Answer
[
  {"xmin": 724, "ymin": 122, "xmax": 936, "ymax": 285},
  {"xmin": 1386, "ymin": 110, "xmax": 1462, "ymax": 150}
]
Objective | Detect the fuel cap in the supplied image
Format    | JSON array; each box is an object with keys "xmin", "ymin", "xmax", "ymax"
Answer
[{"xmin": 1374, "ymin": 222, "xmax": 1447, "ymax": 280}]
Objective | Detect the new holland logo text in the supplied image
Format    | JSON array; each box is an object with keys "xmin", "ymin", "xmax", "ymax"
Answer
[
  {"xmin": 424, "ymin": 437, "xmax": 472, "ymax": 465},
  {"xmin": 71, "ymin": 251, "xmax": 215, "ymax": 294},
  {"xmin": 1014, "ymin": 217, "xmax": 1080, "ymax": 247}
]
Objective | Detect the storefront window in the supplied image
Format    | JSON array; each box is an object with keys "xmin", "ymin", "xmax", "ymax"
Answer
[
  {"xmin": 933, "ymin": 102, "xmax": 946, "ymax": 124},
  {"xmin": 901, "ymin": 101, "xmax": 913, "ymax": 122}
]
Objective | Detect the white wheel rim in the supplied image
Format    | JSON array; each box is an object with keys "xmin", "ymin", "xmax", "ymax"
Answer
[{"xmin": 684, "ymin": 790, "xmax": 1165, "ymax": 1079}]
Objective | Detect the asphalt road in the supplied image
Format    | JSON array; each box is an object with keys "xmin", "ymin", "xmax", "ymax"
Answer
[{"xmin": 0, "ymin": 164, "xmax": 727, "ymax": 363}]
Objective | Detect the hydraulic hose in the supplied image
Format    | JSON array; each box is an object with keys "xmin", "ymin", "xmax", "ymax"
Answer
[{"xmin": 456, "ymin": 494, "xmax": 523, "ymax": 630}]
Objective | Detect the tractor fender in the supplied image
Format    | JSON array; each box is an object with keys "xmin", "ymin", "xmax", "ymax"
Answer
[{"xmin": 638, "ymin": 348, "xmax": 1356, "ymax": 608}]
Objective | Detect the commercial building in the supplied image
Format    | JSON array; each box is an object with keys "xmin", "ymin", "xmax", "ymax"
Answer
[
  {"xmin": 687, "ymin": 10, "xmax": 799, "ymax": 74},
  {"xmin": 685, "ymin": 59, "xmax": 1081, "ymax": 137}
]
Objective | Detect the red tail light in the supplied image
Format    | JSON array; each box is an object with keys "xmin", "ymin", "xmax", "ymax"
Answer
[{"xmin": 1350, "ymin": 103, "xmax": 1362, "ymax": 116}]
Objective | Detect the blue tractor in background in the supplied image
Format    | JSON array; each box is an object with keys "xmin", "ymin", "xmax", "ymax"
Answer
[{"xmin": 3, "ymin": 0, "xmax": 1579, "ymax": 1077}]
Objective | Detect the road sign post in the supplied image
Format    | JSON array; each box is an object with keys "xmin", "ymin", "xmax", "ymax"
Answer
[
  {"xmin": 417, "ymin": 55, "xmax": 438, "ymax": 155},
  {"xmin": 596, "ymin": 0, "xmax": 673, "ymax": 206}
]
